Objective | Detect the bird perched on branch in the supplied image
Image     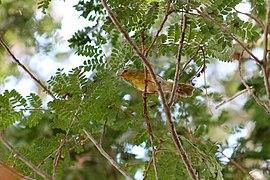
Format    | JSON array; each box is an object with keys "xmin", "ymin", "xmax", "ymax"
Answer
[{"xmin": 119, "ymin": 69, "xmax": 194, "ymax": 98}]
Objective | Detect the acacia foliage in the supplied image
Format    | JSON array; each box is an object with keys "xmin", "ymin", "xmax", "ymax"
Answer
[{"xmin": 0, "ymin": 0, "xmax": 270, "ymax": 179}]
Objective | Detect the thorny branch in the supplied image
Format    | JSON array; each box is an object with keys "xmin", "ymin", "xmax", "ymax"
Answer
[
  {"xmin": 0, "ymin": 129, "xmax": 51, "ymax": 180},
  {"xmin": 83, "ymin": 129, "xmax": 132, "ymax": 179},
  {"xmin": 100, "ymin": 1, "xmax": 198, "ymax": 179},
  {"xmin": 0, "ymin": 37, "xmax": 56, "ymax": 100}
]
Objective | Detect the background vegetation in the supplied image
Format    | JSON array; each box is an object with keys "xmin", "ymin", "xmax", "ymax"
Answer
[{"xmin": 0, "ymin": 0, "xmax": 270, "ymax": 179}]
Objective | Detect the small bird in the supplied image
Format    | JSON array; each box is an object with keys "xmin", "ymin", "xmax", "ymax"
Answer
[{"xmin": 119, "ymin": 69, "xmax": 194, "ymax": 97}]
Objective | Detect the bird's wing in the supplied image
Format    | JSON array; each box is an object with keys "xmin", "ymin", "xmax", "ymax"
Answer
[{"xmin": 177, "ymin": 83, "xmax": 195, "ymax": 97}]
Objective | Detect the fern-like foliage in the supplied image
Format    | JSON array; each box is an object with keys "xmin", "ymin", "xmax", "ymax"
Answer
[
  {"xmin": 37, "ymin": 0, "xmax": 51, "ymax": 14},
  {"xmin": 1, "ymin": 0, "xmax": 269, "ymax": 179},
  {"xmin": 0, "ymin": 90, "xmax": 25, "ymax": 128}
]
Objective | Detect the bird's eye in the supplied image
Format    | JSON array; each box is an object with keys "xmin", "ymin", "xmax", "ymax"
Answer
[{"xmin": 123, "ymin": 70, "xmax": 128, "ymax": 73}]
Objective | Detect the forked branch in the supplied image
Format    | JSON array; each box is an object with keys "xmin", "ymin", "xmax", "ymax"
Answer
[{"xmin": 100, "ymin": 1, "xmax": 197, "ymax": 179}]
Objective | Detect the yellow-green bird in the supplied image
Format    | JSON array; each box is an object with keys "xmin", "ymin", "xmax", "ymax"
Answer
[{"xmin": 119, "ymin": 69, "xmax": 194, "ymax": 98}]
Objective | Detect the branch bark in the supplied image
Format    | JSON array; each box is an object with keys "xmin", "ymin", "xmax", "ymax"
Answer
[
  {"xmin": 0, "ymin": 37, "xmax": 56, "ymax": 100},
  {"xmin": 218, "ymin": 151, "xmax": 255, "ymax": 180},
  {"xmin": 142, "ymin": 90, "xmax": 160, "ymax": 179},
  {"xmin": 52, "ymin": 139, "xmax": 66, "ymax": 180},
  {"xmin": 262, "ymin": 0, "xmax": 270, "ymax": 100},
  {"xmin": 168, "ymin": 13, "xmax": 188, "ymax": 107},
  {"xmin": 178, "ymin": 0, "xmax": 261, "ymax": 65},
  {"xmin": 238, "ymin": 61, "xmax": 270, "ymax": 115},
  {"xmin": 83, "ymin": 129, "xmax": 132, "ymax": 179},
  {"xmin": 0, "ymin": 129, "xmax": 51, "ymax": 180},
  {"xmin": 215, "ymin": 88, "xmax": 252, "ymax": 109},
  {"xmin": 144, "ymin": 0, "xmax": 172, "ymax": 57},
  {"xmin": 100, "ymin": 1, "xmax": 197, "ymax": 179},
  {"xmin": 142, "ymin": 44, "xmax": 160, "ymax": 179}
]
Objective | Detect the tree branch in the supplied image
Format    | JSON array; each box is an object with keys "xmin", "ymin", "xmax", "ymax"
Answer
[
  {"xmin": 238, "ymin": 60, "xmax": 270, "ymax": 115},
  {"xmin": 100, "ymin": 1, "xmax": 197, "ymax": 179},
  {"xmin": 0, "ymin": 37, "xmax": 56, "ymax": 100},
  {"xmin": 215, "ymin": 88, "xmax": 252, "ymax": 109},
  {"xmin": 83, "ymin": 129, "xmax": 132, "ymax": 179},
  {"xmin": 218, "ymin": 151, "xmax": 255, "ymax": 180},
  {"xmin": 52, "ymin": 139, "xmax": 66, "ymax": 180},
  {"xmin": 178, "ymin": 0, "xmax": 261, "ymax": 65},
  {"xmin": 234, "ymin": 9, "xmax": 265, "ymax": 30},
  {"xmin": 144, "ymin": 0, "xmax": 172, "ymax": 57},
  {"xmin": 262, "ymin": 0, "xmax": 270, "ymax": 100},
  {"xmin": 201, "ymin": 46, "xmax": 213, "ymax": 115},
  {"xmin": 168, "ymin": 12, "xmax": 188, "ymax": 107},
  {"xmin": 180, "ymin": 46, "xmax": 201, "ymax": 77},
  {"xmin": 99, "ymin": 118, "xmax": 108, "ymax": 145},
  {"xmin": 142, "ymin": 89, "xmax": 160, "ymax": 179},
  {"xmin": 143, "ymin": 139, "xmax": 164, "ymax": 179},
  {"xmin": 0, "ymin": 129, "xmax": 51, "ymax": 180},
  {"xmin": 141, "ymin": 31, "xmax": 160, "ymax": 180}
]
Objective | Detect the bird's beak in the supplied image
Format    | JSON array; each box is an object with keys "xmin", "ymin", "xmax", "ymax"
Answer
[{"xmin": 118, "ymin": 73, "xmax": 123, "ymax": 77}]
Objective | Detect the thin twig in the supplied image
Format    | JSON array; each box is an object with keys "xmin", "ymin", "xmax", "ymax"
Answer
[
  {"xmin": 238, "ymin": 60, "xmax": 270, "ymax": 115},
  {"xmin": 0, "ymin": 129, "xmax": 51, "ymax": 180},
  {"xmin": 99, "ymin": 118, "xmax": 108, "ymax": 145},
  {"xmin": 83, "ymin": 129, "xmax": 132, "ymax": 179},
  {"xmin": 51, "ymin": 94, "xmax": 85, "ymax": 179},
  {"xmin": 262, "ymin": 0, "xmax": 270, "ymax": 100},
  {"xmin": 0, "ymin": 37, "xmax": 56, "ymax": 100},
  {"xmin": 100, "ymin": 1, "xmax": 197, "ymax": 179},
  {"xmin": 52, "ymin": 139, "xmax": 66, "ymax": 180},
  {"xmin": 215, "ymin": 88, "xmax": 252, "ymax": 109},
  {"xmin": 180, "ymin": 46, "xmax": 201, "ymax": 77},
  {"xmin": 143, "ymin": 139, "xmax": 164, "ymax": 179},
  {"xmin": 234, "ymin": 9, "xmax": 265, "ymax": 30},
  {"xmin": 142, "ymin": 76, "xmax": 160, "ymax": 180},
  {"xmin": 142, "ymin": 31, "xmax": 160, "ymax": 180},
  {"xmin": 168, "ymin": 12, "xmax": 188, "ymax": 107},
  {"xmin": 218, "ymin": 151, "xmax": 255, "ymax": 180},
  {"xmin": 144, "ymin": 0, "xmax": 172, "ymax": 57},
  {"xmin": 201, "ymin": 46, "xmax": 213, "ymax": 115},
  {"xmin": 178, "ymin": 0, "xmax": 261, "ymax": 65}
]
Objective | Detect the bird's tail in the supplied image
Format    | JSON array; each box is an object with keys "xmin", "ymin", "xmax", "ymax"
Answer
[{"xmin": 176, "ymin": 83, "xmax": 195, "ymax": 97}]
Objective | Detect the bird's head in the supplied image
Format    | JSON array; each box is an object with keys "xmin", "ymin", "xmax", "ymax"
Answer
[{"xmin": 119, "ymin": 69, "xmax": 137, "ymax": 81}]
